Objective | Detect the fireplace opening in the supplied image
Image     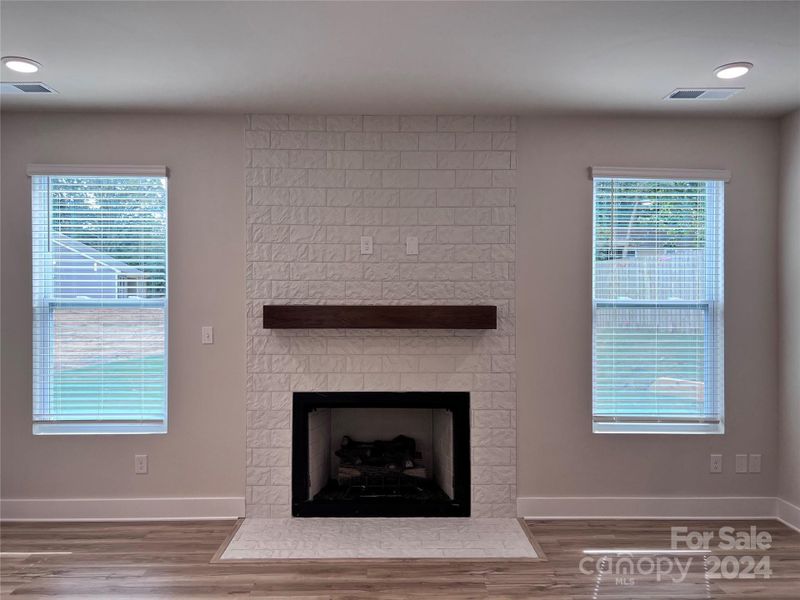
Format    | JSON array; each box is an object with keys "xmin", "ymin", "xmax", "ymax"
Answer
[{"xmin": 292, "ymin": 392, "xmax": 470, "ymax": 517}]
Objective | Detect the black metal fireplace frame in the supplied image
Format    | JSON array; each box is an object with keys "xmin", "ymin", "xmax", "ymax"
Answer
[{"xmin": 292, "ymin": 391, "xmax": 471, "ymax": 517}]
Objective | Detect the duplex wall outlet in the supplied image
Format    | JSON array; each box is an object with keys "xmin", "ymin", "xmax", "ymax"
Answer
[
  {"xmin": 360, "ymin": 236, "xmax": 373, "ymax": 255},
  {"xmin": 201, "ymin": 326, "xmax": 214, "ymax": 344},
  {"xmin": 710, "ymin": 454, "xmax": 722, "ymax": 473},
  {"xmin": 735, "ymin": 454, "xmax": 748, "ymax": 473},
  {"xmin": 406, "ymin": 236, "xmax": 419, "ymax": 255},
  {"xmin": 749, "ymin": 454, "xmax": 762, "ymax": 473},
  {"xmin": 134, "ymin": 454, "xmax": 148, "ymax": 475}
]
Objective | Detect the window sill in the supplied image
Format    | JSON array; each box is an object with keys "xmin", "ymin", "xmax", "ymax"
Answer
[
  {"xmin": 33, "ymin": 422, "xmax": 167, "ymax": 435},
  {"xmin": 593, "ymin": 422, "xmax": 724, "ymax": 435}
]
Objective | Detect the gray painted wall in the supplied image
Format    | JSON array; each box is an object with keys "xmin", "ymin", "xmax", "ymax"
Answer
[
  {"xmin": 1, "ymin": 113, "xmax": 246, "ymax": 501},
  {"xmin": 516, "ymin": 116, "xmax": 780, "ymax": 499},
  {"xmin": 779, "ymin": 110, "xmax": 800, "ymax": 508},
  {"xmin": 0, "ymin": 111, "xmax": 789, "ymax": 510}
]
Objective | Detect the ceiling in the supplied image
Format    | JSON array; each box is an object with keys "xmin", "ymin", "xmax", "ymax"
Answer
[{"xmin": 1, "ymin": 1, "xmax": 798, "ymax": 116}]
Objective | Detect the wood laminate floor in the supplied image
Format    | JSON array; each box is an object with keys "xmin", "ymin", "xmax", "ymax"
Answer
[{"xmin": 1, "ymin": 519, "xmax": 799, "ymax": 599}]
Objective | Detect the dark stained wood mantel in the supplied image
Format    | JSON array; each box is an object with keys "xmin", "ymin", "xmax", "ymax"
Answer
[{"xmin": 263, "ymin": 305, "xmax": 497, "ymax": 329}]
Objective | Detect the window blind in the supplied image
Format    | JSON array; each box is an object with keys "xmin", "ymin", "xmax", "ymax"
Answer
[
  {"xmin": 592, "ymin": 176, "xmax": 724, "ymax": 434},
  {"xmin": 32, "ymin": 172, "xmax": 168, "ymax": 434}
]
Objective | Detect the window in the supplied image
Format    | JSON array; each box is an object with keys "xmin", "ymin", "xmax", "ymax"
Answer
[
  {"xmin": 591, "ymin": 168, "xmax": 726, "ymax": 434},
  {"xmin": 30, "ymin": 166, "xmax": 168, "ymax": 434},
  {"xmin": 116, "ymin": 275, "xmax": 147, "ymax": 299}
]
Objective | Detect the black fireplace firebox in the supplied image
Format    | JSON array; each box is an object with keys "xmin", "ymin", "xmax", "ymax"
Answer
[{"xmin": 292, "ymin": 392, "xmax": 470, "ymax": 517}]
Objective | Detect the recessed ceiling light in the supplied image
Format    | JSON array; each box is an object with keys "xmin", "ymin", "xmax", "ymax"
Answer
[
  {"xmin": 2, "ymin": 56, "xmax": 41, "ymax": 74},
  {"xmin": 714, "ymin": 62, "xmax": 753, "ymax": 80}
]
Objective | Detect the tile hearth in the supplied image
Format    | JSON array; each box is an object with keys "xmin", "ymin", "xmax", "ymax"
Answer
[{"xmin": 218, "ymin": 518, "xmax": 539, "ymax": 560}]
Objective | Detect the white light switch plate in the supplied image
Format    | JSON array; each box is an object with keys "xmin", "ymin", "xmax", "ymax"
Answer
[
  {"xmin": 735, "ymin": 454, "xmax": 748, "ymax": 473},
  {"xmin": 201, "ymin": 326, "xmax": 214, "ymax": 344},
  {"xmin": 360, "ymin": 236, "xmax": 373, "ymax": 255},
  {"xmin": 748, "ymin": 454, "xmax": 762, "ymax": 473},
  {"xmin": 406, "ymin": 236, "xmax": 419, "ymax": 255}
]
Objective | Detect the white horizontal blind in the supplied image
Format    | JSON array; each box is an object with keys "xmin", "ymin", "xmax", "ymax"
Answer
[
  {"xmin": 592, "ymin": 177, "xmax": 724, "ymax": 434},
  {"xmin": 32, "ymin": 173, "xmax": 168, "ymax": 434}
]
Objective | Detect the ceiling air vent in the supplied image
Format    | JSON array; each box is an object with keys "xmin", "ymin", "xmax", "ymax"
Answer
[
  {"xmin": 665, "ymin": 88, "xmax": 742, "ymax": 101},
  {"xmin": 0, "ymin": 82, "xmax": 57, "ymax": 94}
]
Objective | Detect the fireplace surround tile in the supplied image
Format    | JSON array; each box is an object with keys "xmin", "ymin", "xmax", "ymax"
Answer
[{"xmin": 245, "ymin": 114, "xmax": 516, "ymax": 518}]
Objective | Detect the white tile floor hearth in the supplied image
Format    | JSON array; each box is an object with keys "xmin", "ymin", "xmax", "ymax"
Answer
[{"xmin": 219, "ymin": 518, "xmax": 539, "ymax": 560}]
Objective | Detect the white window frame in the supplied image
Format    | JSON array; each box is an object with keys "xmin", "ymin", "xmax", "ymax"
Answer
[
  {"xmin": 29, "ymin": 164, "xmax": 169, "ymax": 435},
  {"xmin": 590, "ymin": 167, "xmax": 728, "ymax": 435}
]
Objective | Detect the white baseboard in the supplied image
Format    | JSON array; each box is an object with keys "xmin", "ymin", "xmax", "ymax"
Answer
[
  {"xmin": 0, "ymin": 496, "xmax": 245, "ymax": 521},
  {"xmin": 776, "ymin": 497, "xmax": 800, "ymax": 533},
  {"xmin": 517, "ymin": 496, "xmax": 777, "ymax": 520},
  {"xmin": 0, "ymin": 495, "xmax": 794, "ymax": 526}
]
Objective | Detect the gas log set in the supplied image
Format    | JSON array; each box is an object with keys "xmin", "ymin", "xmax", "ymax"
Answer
[
  {"xmin": 335, "ymin": 435, "xmax": 427, "ymax": 484},
  {"xmin": 312, "ymin": 430, "xmax": 451, "ymax": 506}
]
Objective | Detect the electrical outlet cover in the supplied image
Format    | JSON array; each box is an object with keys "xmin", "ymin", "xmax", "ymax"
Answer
[
  {"xmin": 134, "ymin": 454, "xmax": 148, "ymax": 474},
  {"xmin": 710, "ymin": 454, "xmax": 722, "ymax": 473},
  {"xmin": 360, "ymin": 236, "xmax": 373, "ymax": 255}
]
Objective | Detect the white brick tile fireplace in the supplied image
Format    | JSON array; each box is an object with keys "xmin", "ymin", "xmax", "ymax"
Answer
[{"xmin": 245, "ymin": 115, "xmax": 517, "ymax": 517}]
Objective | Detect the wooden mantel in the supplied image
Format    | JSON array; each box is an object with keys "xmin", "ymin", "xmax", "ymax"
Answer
[{"xmin": 263, "ymin": 305, "xmax": 497, "ymax": 329}]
